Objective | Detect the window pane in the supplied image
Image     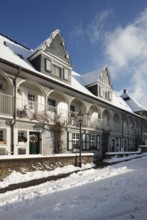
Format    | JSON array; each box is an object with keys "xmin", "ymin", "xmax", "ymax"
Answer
[
  {"xmin": 70, "ymin": 105, "xmax": 75, "ymax": 112},
  {"xmin": 64, "ymin": 69, "xmax": 69, "ymax": 80},
  {"xmin": 52, "ymin": 64, "xmax": 62, "ymax": 78},
  {"xmin": 28, "ymin": 94, "xmax": 35, "ymax": 101},
  {"xmin": 18, "ymin": 130, "xmax": 27, "ymax": 142},
  {"xmin": 45, "ymin": 59, "xmax": 51, "ymax": 72},
  {"xmin": 0, "ymin": 130, "xmax": 3, "ymax": 141},
  {"xmin": 48, "ymin": 99, "xmax": 56, "ymax": 107}
]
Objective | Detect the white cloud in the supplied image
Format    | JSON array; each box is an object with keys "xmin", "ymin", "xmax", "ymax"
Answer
[
  {"xmin": 87, "ymin": 10, "xmax": 112, "ymax": 43},
  {"xmin": 70, "ymin": 8, "xmax": 147, "ymax": 108},
  {"xmin": 104, "ymin": 9, "xmax": 147, "ymax": 108},
  {"xmin": 70, "ymin": 10, "xmax": 112, "ymax": 44}
]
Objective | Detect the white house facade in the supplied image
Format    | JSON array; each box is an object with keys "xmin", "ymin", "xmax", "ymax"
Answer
[{"xmin": 0, "ymin": 30, "xmax": 146, "ymax": 159}]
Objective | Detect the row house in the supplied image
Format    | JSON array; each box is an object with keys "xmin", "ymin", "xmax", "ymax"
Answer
[{"xmin": 0, "ymin": 30, "xmax": 146, "ymax": 159}]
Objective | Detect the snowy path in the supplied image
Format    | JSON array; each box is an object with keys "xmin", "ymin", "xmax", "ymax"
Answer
[{"xmin": 0, "ymin": 157, "xmax": 147, "ymax": 220}]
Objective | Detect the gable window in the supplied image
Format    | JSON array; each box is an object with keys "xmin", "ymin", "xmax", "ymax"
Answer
[
  {"xmin": 45, "ymin": 59, "xmax": 51, "ymax": 72},
  {"xmin": 104, "ymin": 91, "xmax": 108, "ymax": 99},
  {"xmin": 63, "ymin": 68, "xmax": 69, "ymax": 80},
  {"xmin": 99, "ymin": 87, "xmax": 103, "ymax": 97},
  {"xmin": 108, "ymin": 92, "xmax": 112, "ymax": 100},
  {"xmin": 52, "ymin": 64, "xmax": 62, "ymax": 78}
]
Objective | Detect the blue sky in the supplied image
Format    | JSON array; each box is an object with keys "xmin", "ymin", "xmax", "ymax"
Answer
[{"xmin": 1, "ymin": 0, "xmax": 147, "ymax": 107}]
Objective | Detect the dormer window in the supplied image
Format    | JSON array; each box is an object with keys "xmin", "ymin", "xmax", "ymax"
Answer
[
  {"xmin": 45, "ymin": 59, "xmax": 51, "ymax": 72},
  {"xmin": 52, "ymin": 64, "xmax": 62, "ymax": 78},
  {"xmin": 63, "ymin": 68, "xmax": 69, "ymax": 80}
]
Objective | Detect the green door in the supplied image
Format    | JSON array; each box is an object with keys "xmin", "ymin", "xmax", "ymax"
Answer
[{"xmin": 29, "ymin": 132, "xmax": 40, "ymax": 154}]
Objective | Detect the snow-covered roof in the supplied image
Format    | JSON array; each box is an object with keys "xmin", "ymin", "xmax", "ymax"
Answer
[
  {"xmin": 0, "ymin": 34, "xmax": 35, "ymax": 72},
  {"xmin": 31, "ymin": 29, "xmax": 61, "ymax": 56},
  {"xmin": 81, "ymin": 68, "xmax": 101, "ymax": 86},
  {"xmin": 81, "ymin": 66, "xmax": 112, "ymax": 87},
  {"xmin": 72, "ymin": 71, "xmax": 133, "ymax": 113},
  {"xmin": 0, "ymin": 33, "xmax": 137, "ymax": 115},
  {"xmin": 121, "ymin": 90, "xmax": 146, "ymax": 113}
]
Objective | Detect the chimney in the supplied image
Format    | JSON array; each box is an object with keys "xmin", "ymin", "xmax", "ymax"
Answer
[{"xmin": 123, "ymin": 89, "xmax": 127, "ymax": 93}]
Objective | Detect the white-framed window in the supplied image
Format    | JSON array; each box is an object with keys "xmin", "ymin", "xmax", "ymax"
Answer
[
  {"xmin": 0, "ymin": 130, "xmax": 4, "ymax": 142},
  {"xmin": 108, "ymin": 91, "xmax": 112, "ymax": 100},
  {"xmin": 99, "ymin": 86, "xmax": 103, "ymax": 97},
  {"xmin": 68, "ymin": 132, "xmax": 100, "ymax": 151},
  {"xmin": 87, "ymin": 134, "xmax": 100, "ymax": 150},
  {"xmin": 63, "ymin": 68, "xmax": 69, "ymax": 80},
  {"xmin": 0, "ymin": 129, "xmax": 6, "ymax": 144},
  {"xmin": 104, "ymin": 91, "xmax": 108, "ymax": 99},
  {"xmin": 28, "ymin": 93, "xmax": 35, "ymax": 109},
  {"xmin": 18, "ymin": 130, "xmax": 27, "ymax": 143},
  {"xmin": 45, "ymin": 59, "xmax": 51, "ymax": 72},
  {"xmin": 72, "ymin": 133, "xmax": 80, "ymax": 148},
  {"xmin": 52, "ymin": 64, "xmax": 62, "ymax": 78},
  {"xmin": 89, "ymin": 135, "xmax": 96, "ymax": 148}
]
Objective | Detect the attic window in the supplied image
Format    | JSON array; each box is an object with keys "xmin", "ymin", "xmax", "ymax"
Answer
[
  {"xmin": 3, "ymin": 41, "xmax": 7, "ymax": 46},
  {"xmin": 16, "ymin": 53, "xmax": 24, "ymax": 60},
  {"xmin": 45, "ymin": 59, "xmax": 51, "ymax": 72},
  {"xmin": 123, "ymin": 97, "xmax": 130, "ymax": 101},
  {"xmin": 63, "ymin": 68, "xmax": 69, "ymax": 80}
]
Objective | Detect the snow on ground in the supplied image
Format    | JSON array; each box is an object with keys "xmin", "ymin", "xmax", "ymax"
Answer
[
  {"xmin": 0, "ymin": 156, "xmax": 147, "ymax": 220},
  {"xmin": 0, "ymin": 163, "xmax": 94, "ymax": 188}
]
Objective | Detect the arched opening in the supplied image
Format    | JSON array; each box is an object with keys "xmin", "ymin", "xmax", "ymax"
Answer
[
  {"xmin": 113, "ymin": 113, "xmax": 121, "ymax": 132},
  {"xmin": 47, "ymin": 90, "xmax": 69, "ymax": 123},
  {"xmin": 102, "ymin": 109, "xmax": 111, "ymax": 130},
  {"xmin": 0, "ymin": 72, "xmax": 13, "ymax": 115},
  {"xmin": 69, "ymin": 98, "xmax": 86, "ymax": 126},
  {"xmin": 87, "ymin": 105, "xmax": 101, "ymax": 129},
  {"xmin": 16, "ymin": 80, "xmax": 46, "ymax": 119}
]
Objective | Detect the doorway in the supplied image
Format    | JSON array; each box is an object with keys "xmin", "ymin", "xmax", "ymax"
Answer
[{"xmin": 29, "ymin": 132, "xmax": 40, "ymax": 154}]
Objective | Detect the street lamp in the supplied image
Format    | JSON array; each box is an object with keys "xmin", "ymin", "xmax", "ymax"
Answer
[{"xmin": 77, "ymin": 111, "xmax": 84, "ymax": 167}]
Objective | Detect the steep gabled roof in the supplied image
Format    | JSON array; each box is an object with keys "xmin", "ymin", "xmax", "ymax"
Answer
[
  {"xmin": 29, "ymin": 29, "xmax": 72, "ymax": 66},
  {"xmin": 0, "ymin": 32, "xmax": 140, "ymax": 116},
  {"xmin": 81, "ymin": 66, "xmax": 113, "ymax": 89},
  {"xmin": 121, "ymin": 89, "xmax": 146, "ymax": 113}
]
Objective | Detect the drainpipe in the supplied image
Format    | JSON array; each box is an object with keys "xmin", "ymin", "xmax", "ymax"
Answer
[
  {"xmin": 10, "ymin": 67, "xmax": 21, "ymax": 155},
  {"xmin": 121, "ymin": 114, "xmax": 124, "ymax": 149}
]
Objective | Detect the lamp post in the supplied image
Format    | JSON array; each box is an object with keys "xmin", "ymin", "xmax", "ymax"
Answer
[{"xmin": 77, "ymin": 112, "xmax": 84, "ymax": 167}]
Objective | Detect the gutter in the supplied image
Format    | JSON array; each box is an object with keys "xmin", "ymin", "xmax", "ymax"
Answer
[{"xmin": 10, "ymin": 67, "xmax": 21, "ymax": 154}]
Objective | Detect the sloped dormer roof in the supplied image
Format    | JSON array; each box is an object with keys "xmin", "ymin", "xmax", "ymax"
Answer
[
  {"xmin": 121, "ymin": 89, "xmax": 146, "ymax": 113},
  {"xmin": 81, "ymin": 66, "xmax": 113, "ymax": 89},
  {"xmin": 29, "ymin": 29, "xmax": 72, "ymax": 66}
]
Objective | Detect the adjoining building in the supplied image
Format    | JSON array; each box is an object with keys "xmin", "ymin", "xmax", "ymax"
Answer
[{"xmin": 0, "ymin": 29, "xmax": 146, "ymax": 159}]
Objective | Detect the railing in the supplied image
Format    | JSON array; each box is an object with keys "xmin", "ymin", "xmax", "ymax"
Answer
[
  {"xmin": 0, "ymin": 93, "xmax": 13, "ymax": 115},
  {"xmin": 87, "ymin": 116, "xmax": 103, "ymax": 129},
  {"xmin": 16, "ymin": 98, "xmax": 117, "ymax": 130}
]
